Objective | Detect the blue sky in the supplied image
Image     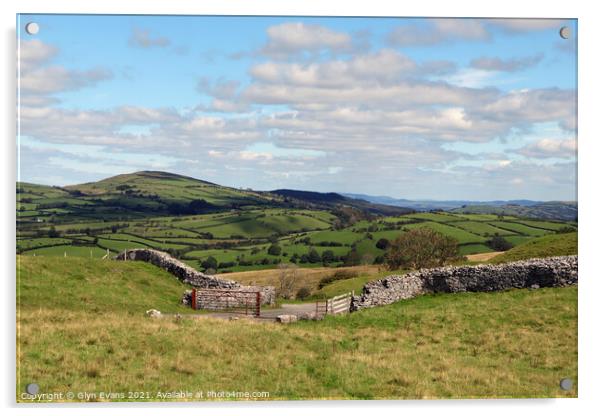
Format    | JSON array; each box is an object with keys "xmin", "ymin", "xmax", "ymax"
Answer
[{"xmin": 17, "ymin": 15, "xmax": 577, "ymax": 200}]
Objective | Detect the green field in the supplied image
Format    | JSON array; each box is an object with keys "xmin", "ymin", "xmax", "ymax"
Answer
[
  {"xmin": 24, "ymin": 245, "xmax": 109, "ymax": 258},
  {"xmin": 489, "ymin": 221, "xmax": 550, "ymax": 237},
  {"xmin": 17, "ymin": 256, "xmax": 577, "ymax": 401},
  {"xmin": 16, "ymin": 172, "xmax": 577, "ymax": 273},
  {"xmin": 490, "ymin": 233, "xmax": 577, "ymax": 264}
]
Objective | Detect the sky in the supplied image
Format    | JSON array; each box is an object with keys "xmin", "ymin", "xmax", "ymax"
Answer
[{"xmin": 17, "ymin": 15, "xmax": 577, "ymax": 201}]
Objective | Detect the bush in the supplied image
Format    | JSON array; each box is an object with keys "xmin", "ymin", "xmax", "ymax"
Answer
[
  {"xmin": 488, "ymin": 235, "xmax": 514, "ymax": 251},
  {"xmin": 296, "ymin": 286, "xmax": 311, "ymax": 300},
  {"xmin": 307, "ymin": 248, "xmax": 321, "ymax": 263},
  {"xmin": 47, "ymin": 226, "xmax": 60, "ymax": 238},
  {"xmin": 321, "ymin": 250, "xmax": 335, "ymax": 264},
  {"xmin": 201, "ymin": 256, "xmax": 218, "ymax": 271},
  {"xmin": 343, "ymin": 250, "xmax": 361, "ymax": 266},
  {"xmin": 318, "ymin": 269, "xmax": 359, "ymax": 289},
  {"xmin": 267, "ymin": 244, "xmax": 282, "ymax": 256},
  {"xmin": 375, "ymin": 238, "xmax": 390, "ymax": 250},
  {"xmin": 386, "ymin": 227, "xmax": 459, "ymax": 270}
]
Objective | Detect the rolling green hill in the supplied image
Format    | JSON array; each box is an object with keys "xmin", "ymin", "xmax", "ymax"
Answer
[
  {"xmin": 17, "ymin": 171, "xmax": 577, "ymax": 274},
  {"xmin": 17, "ymin": 256, "xmax": 193, "ymax": 314},
  {"xmin": 489, "ymin": 232, "xmax": 577, "ymax": 264},
  {"xmin": 451, "ymin": 201, "xmax": 578, "ymax": 221}
]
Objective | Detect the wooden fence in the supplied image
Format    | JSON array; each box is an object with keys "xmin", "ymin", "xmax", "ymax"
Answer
[{"xmin": 315, "ymin": 291, "xmax": 353, "ymax": 317}]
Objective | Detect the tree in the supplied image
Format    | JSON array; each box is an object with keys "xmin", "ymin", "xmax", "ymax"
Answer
[
  {"xmin": 375, "ymin": 238, "xmax": 390, "ymax": 250},
  {"xmin": 277, "ymin": 263, "xmax": 299, "ymax": 299},
  {"xmin": 386, "ymin": 227, "xmax": 459, "ymax": 270},
  {"xmin": 321, "ymin": 249, "xmax": 335, "ymax": 265},
  {"xmin": 201, "ymin": 256, "xmax": 218, "ymax": 271},
  {"xmin": 47, "ymin": 226, "xmax": 60, "ymax": 238},
  {"xmin": 296, "ymin": 286, "xmax": 311, "ymax": 300},
  {"xmin": 188, "ymin": 199, "xmax": 213, "ymax": 214},
  {"xmin": 307, "ymin": 248, "xmax": 321, "ymax": 263},
  {"xmin": 488, "ymin": 235, "xmax": 513, "ymax": 251},
  {"xmin": 267, "ymin": 244, "xmax": 282, "ymax": 256},
  {"xmin": 343, "ymin": 249, "xmax": 361, "ymax": 266}
]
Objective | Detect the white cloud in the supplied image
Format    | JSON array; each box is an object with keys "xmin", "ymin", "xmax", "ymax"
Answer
[
  {"xmin": 19, "ymin": 39, "xmax": 113, "ymax": 103},
  {"xmin": 388, "ymin": 18, "xmax": 489, "ymax": 46},
  {"xmin": 19, "ymin": 39, "xmax": 57, "ymax": 72},
  {"xmin": 517, "ymin": 138, "xmax": 577, "ymax": 158},
  {"xmin": 17, "ymin": 23, "xmax": 577, "ymax": 200},
  {"xmin": 128, "ymin": 28, "xmax": 170, "ymax": 48},
  {"xmin": 261, "ymin": 22, "xmax": 352, "ymax": 58},
  {"xmin": 488, "ymin": 19, "xmax": 569, "ymax": 33},
  {"xmin": 21, "ymin": 65, "xmax": 112, "ymax": 95},
  {"xmin": 470, "ymin": 54, "xmax": 543, "ymax": 72}
]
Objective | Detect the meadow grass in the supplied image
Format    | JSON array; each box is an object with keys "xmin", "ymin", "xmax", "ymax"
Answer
[
  {"xmin": 452, "ymin": 221, "xmax": 517, "ymax": 236},
  {"xmin": 312, "ymin": 275, "xmax": 375, "ymax": 298},
  {"xmin": 17, "ymin": 256, "xmax": 578, "ymax": 401},
  {"xmin": 404, "ymin": 222, "xmax": 487, "ymax": 244},
  {"xmin": 490, "ymin": 233, "xmax": 577, "ymax": 264},
  {"xmin": 489, "ymin": 221, "xmax": 550, "ymax": 237},
  {"xmin": 458, "ymin": 244, "xmax": 494, "ymax": 255},
  {"xmin": 23, "ymin": 245, "xmax": 109, "ymax": 258}
]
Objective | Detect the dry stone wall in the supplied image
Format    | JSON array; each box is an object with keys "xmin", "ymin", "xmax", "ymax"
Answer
[
  {"xmin": 351, "ymin": 255, "xmax": 577, "ymax": 311},
  {"xmin": 114, "ymin": 249, "xmax": 275, "ymax": 305}
]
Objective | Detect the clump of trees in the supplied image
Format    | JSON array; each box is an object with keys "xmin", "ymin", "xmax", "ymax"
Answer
[
  {"xmin": 385, "ymin": 227, "xmax": 460, "ymax": 270},
  {"xmin": 487, "ymin": 235, "xmax": 513, "ymax": 251},
  {"xmin": 167, "ymin": 199, "xmax": 215, "ymax": 215},
  {"xmin": 201, "ymin": 256, "xmax": 218, "ymax": 272}
]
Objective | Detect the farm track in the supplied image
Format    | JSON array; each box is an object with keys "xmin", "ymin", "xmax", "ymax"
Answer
[{"xmin": 466, "ymin": 251, "xmax": 504, "ymax": 262}]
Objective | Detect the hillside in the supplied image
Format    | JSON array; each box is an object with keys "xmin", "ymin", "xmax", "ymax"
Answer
[
  {"xmin": 450, "ymin": 201, "xmax": 577, "ymax": 221},
  {"xmin": 17, "ymin": 254, "xmax": 577, "ymax": 400},
  {"xmin": 489, "ymin": 232, "xmax": 577, "ymax": 264},
  {"xmin": 273, "ymin": 189, "xmax": 413, "ymax": 216},
  {"xmin": 343, "ymin": 193, "xmax": 541, "ymax": 212},
  {"xmin": 16, "ymin": 171, "xmax": 577, "ymax": 276},
  {"xmin": 18, "ymin": 171, "xmax": 412, "ymax": 226},
  {"xmin": 17, "ymin": 256, "xmax": 194, "ymax": 314}
]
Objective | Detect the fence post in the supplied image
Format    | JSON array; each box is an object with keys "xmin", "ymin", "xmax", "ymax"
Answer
[
  {"xmin": 191, "ymin": 288, "xmax": 197, "ymax": 310},
  {"xmin": 255, "ymin": 291, "xmax": 261, "ymax": 317}
]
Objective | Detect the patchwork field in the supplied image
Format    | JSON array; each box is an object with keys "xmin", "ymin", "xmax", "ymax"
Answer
[{"xmin": 17, "ymin": 172, "xmax": 577, "ymax": 275}]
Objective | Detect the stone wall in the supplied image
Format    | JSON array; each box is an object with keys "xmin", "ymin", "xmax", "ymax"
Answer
[
  {"xmin": 351, "ymin": 255, "xmax": 577, "ymax": 311},
  {"xmin": 114, "ymin": 249, "xmax": 275, "ymax": 306}
]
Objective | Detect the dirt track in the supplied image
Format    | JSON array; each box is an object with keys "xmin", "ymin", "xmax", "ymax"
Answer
[{"xmin": 466, "ymin": 251, "xmax": 504, "ymax": 262}]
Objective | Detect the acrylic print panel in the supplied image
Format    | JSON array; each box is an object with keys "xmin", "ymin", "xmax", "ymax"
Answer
[{"xmin": 16, "ymin": 14, "xmax": 577, "ymax": 402}]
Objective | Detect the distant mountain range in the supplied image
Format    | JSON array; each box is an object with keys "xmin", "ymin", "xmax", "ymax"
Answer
[
  {"xmin": 271, "ymin": 189, "xmax": 413, "ymax": 216},
  {"xmin": 342, "ymin": 193, "xmax": 577, "ymax": 221}
]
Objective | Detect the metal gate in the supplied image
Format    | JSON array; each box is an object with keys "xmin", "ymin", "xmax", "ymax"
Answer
[{"xmin": 191, "ymin": 288, "xmax": 261, "ymax": 317}]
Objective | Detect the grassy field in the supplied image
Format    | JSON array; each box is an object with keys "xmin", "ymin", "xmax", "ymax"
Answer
[
  {"xmin": 490, "ymin": 233, "xmax": 577, "ymax": 264},
  {"xmin": 216, "ymin": 265, "xmax": 383, "ymax": 294},
  {"xmin": 17, "ymin": 256, "xmax": 577, "ymax": 401},
  {"xmin": 17, "ymin": 172, "xmax": 577, "ymax": 274}
]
